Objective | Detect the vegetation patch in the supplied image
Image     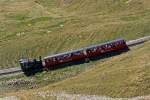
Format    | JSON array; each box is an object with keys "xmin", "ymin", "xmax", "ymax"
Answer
[
  {"xmin": 0, "ymin": 59, "xmax": 94, "ymax": 94},
  {"xmin": 1, "ymin": 42, "xmax": 149, "ymax": 99}
]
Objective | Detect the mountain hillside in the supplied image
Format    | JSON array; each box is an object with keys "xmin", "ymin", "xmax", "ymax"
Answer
[
  {"xmin": 59, "ymin": 0, "xmax": 150, "ymax": 14},
  {"xmin": 40, "ymin": 41, "xmax": 150, "ymax": 98},
  {"xmin": 0, "ymin": 0, "xmax": 150, "ymax": 68},
  {"xmin": 0, "ymin": 0, "xmax": 150, "ymax": 99},
  {"xmin": 3, "ymin": 41, "xmax": 150, "ymax": 99}
]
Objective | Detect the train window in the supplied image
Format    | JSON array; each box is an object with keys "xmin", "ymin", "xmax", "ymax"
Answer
[
  {"xmin": 112, "ymin": 43, "xmax": 115, "ymax": 47},
  {"xmin": 98, "ymin": 46, "xmax": 102, "ymax": 50},
  {"xmin": 56, "ymin": 57, "xmax": 60, "ymax": 60},
  {"xmin": 99, "ymin": 46, "xmax": 102, "ymax": 50},
  {"xmin": 106, "ymin": 44, "xmax": 109, "ymax": 48},
  {"xmin": 118, "ymin": 41, "xmax": 121, "ymax": 45},
  {"xmin": 89, "ymin": 48, "xmax": 93, "ymax": 51},
  {"xmin": 58, "ymin": 57, "xmax": 64, "ymax": 62},
  {"xmin": 89, "ymin": 47, "xmax": 97, "ymax": 52},
  {"xmin": 105, "ymin": 44, "xmax": 108, "ymax": 48},
  {"xmin": 111, "ymin": 43, "xmax": 116, "ymax": 48},
  {"xmin": 100, "ymin": 46, "xmax": 105, "ymax": 52},
  {"xmin": 109, "ymin": 44, "xmax": 112, "ymax": 48},
  {"xmin": 83, "ymin": 50, "xmax": 87, "ymax": 55},
  {"xmin": 115, "ymin": 42, "xmax": 118, "ymax": 45},
  {"xmin": 63, "ymin": 53, "xmax": 71, "ymax": 58},
  {"xmin": 107, "ymin": 44, "xmax": 111, "ymax": 48},
  {"xmin": 52, "ymin": 57, "xmax": 56, "ymax": 61},
  {"xmin": 109, "ymin": 44, "xmax": 112, "ymax": 47},
  {"xmin": 123, "ymin": 41, "xmax": 126, "ymax": 45},
  {"xmin": 63, "ymin": 54, "xmax": 68, "ymax": 58},
  {"xmin": 116, "ymin": 42, "xmax": 119, "ymax": 45},
  {"xmin": 58, "ymin": 56, "xmax": 64, "ymax": 60},
  {"xmin": 119, "ymin": 41, "xmax": 123, "ymax": 44},
  {"xmin": 119, "ymin": 41, "xmax": 123, "ymax": 45},
  {"xmin": 120, "ymin": 41, "xmax": 122, "ymax": 44},
  {"xmin": 120, "ymin": 41, "xmax": 123, "ymax": 44},
  {"xmin": 87, "ymin": 49, "xmax": 91, "ymax": 53},
  {"xmin": 73, "ymin": 51, "xmax": 81, "ymax": 56},
  {"xmin": 105, "ymin": 44, "xmax": 109, "ymax": 48},
  {"xmin": 68, "ymin": 53, "xmax": 72, "ymax": 57},
  {"xmin": 102, "ymin": 46, "xmax": 105, "ymax": 49},
  {"xmin": 93, "ymin": 47, "xmax": 97, "ymax": 52}
]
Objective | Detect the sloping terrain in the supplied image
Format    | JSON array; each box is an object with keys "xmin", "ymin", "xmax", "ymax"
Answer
[
  {"xmin": 63, "ymin": 0, "xmax": 150, "ymax": 14},
  {"xmin": 0, "ymin": 0, "xmax": 150, "ymax": 68},
  {"xmin": 2, "ymin": 41, "xmax": 150, "ymax": 99},
  {"xmin": 0, "ymin": 1, "xmax": 150, "ymax": 99},
  {"xmin": 39, "ymin": 41, "xmax": 150, "ymax": 98}
]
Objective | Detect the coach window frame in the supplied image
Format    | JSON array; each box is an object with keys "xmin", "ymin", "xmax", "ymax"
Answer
[
  {"xmin": 108, "ymin": 43, "xmax": 112, "ymax": 48},
  {"xmin": 73, "ymin": 51, "xmax": 82, "ymax": 56},
  {"xmin": 63, "ymin": 53, "xmax": 72, "ymax": 59},
  {"xmin": 52, "ymin": 57, "xmax": 56, "ymax": 62},
  {"xmin": 100, "ymin": 45, "xmax": 105, "ymax": 53}
]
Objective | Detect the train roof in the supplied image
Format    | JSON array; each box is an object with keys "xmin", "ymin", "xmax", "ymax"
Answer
[{"xmin": 44, "ymin": 38, "xmax": 125, "ymax": 59}]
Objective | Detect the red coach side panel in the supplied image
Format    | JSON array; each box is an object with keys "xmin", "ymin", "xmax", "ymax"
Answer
[
  {"xmin": 43, "ymin": 39, "xmax": 128, "ymax": 69},
  {"xmin": 86, "ymin": 39, "xmax": 128, "ymax": 58}
]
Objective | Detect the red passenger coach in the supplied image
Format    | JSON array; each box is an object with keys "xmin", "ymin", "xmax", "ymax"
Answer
[
  {"xmin": 43, "ymin": 38, "xmax": 128, "ymax": 69},
  {"xmin": 43, "ymin": 49, "xmax": 87, "ymax": 69}
]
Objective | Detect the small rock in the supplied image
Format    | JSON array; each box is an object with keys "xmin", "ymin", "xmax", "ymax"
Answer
[
  {"xmin": 47, "ymin": 31, "xmax": 52, "ymax": 33},
  {"xmin": 60, "ymin": 24, "xmax": 64, "ymax": 27},
  {"xmin": 27, "ymin": 23, "xmax": 32, "ymax": 26},
  {"xmin": 0, "ymin": 96, "xmax": 19, "ymax": 100}
]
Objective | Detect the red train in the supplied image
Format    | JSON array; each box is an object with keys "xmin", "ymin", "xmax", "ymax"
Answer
[{"xmin": 19, "ymin": 38, "xmax": 129, "ymax": 75}]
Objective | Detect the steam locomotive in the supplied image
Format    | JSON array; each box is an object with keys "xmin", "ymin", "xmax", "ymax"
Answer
[{"xmin": 19, "ymin": 38, "xmax": 129, "ymax": 75}]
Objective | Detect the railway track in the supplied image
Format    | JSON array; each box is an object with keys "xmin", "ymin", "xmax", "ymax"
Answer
[
  {"xmin": 0, "ymin": 36, "xmax": 150, "ymax": 76},
  {"xmin": 0, "ymin": 67, "xmax": 22, "ymax": 76},
  {"xmin": 126, "ymin": 36, "xmax": 150, "ymax": 46}
]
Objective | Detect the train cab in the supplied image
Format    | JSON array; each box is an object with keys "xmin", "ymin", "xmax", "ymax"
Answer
[{"xmin": 19, "ymin": 57, "xmax": 43, "ymax": 75}]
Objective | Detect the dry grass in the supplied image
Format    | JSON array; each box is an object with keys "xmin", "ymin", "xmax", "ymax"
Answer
[
  {"xmin": 0, "ymin": 0, "xmax": 150, "ymax": 68},
  {"xmin": 38, "ymin": 41, "xmax": 150, "ymax": 98},
  {"xmin": 2, "ymin": 41, "xmax": 150, "ymax": 99},
  {"xmin": 0, "ymin": 0, "xmax": 150, "ymax": 98}
]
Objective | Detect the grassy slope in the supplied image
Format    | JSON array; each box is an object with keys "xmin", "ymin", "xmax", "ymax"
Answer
[
  {"xmin": 3, "ymin": 41, "xmax": 150, "ymax": 99},
  {"xmin": 0, "ymin": 0, "xmax": 150, "ymax": 99},
  {"xmin": 0, "ymin": 60, "xmax": 94, "ymax": 93},
  {"xmin": 36, "ymin": 41, "xmax": 150, "ymax": 98},
  {"xmin": 0, "ymin": 0, "xmax": 150, "ymax": 68}
]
